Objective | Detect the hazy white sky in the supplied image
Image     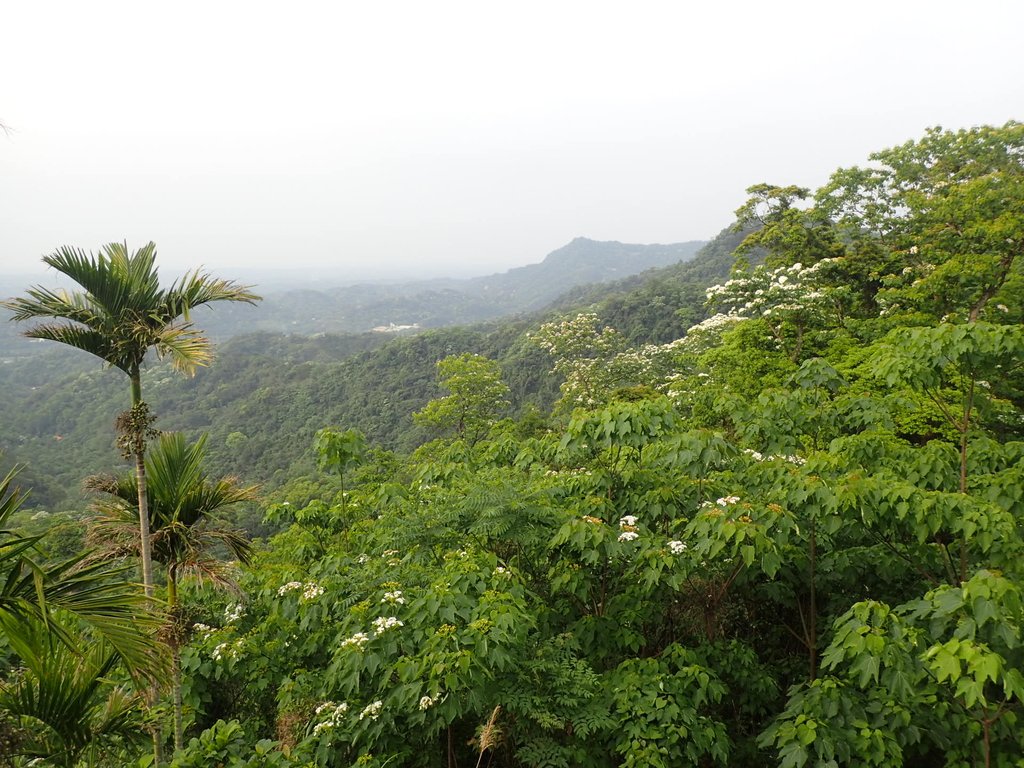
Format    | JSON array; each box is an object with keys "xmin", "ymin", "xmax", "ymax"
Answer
[{"xmin": 1, "ymin": 1, "xmax": 1021, "ymax": 280}]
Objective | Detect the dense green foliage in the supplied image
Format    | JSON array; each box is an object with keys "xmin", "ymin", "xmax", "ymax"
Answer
[{"xmin": 2, "ymin": 122, "xmax": 1024, "ymax": 767}]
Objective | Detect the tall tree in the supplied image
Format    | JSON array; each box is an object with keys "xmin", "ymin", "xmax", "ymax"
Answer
[
  {"xmin": 86, "ymin": 432, "xmax": 258, "ymax": 753},
  {"xmin": 413, "ymin": 353, "xmax": 511, "ymax": 445},
  {"xmin": 2, "ymin": 243, "xmax": 259, "ymax": 599},
  {"xmin": 816, "ymin": 121, "xmax": 1024, "ymax": 323}
]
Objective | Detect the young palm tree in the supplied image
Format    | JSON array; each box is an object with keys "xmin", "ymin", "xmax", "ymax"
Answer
[
  {"xmin": 2, "ymin": 242, "xmax": 259, "ymax": 599},
  {"xmin": 0, "ymin": 466, "xmax": 162, "ymax": 680},
  {"xmin": 87, "ymin": 432, "xmax": 259, "ymax": 752},
  {"xmin": 0, "ymin": 621, "xmax": 148, "ymax": 768}
]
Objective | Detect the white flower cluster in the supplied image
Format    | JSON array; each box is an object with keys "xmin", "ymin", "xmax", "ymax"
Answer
[
  {"xmin": 717, "ymin": 495, "xmax": 740, "ymax": 506},
  {"xmin": 618, "ymin": 515, "xmax": 639, "ymax": 542},
  {"xmin": 372, "ymin": 616, "xmax": 404, "ymax": 633},
  {"xmin": 531, "ymin": 313, "xmax": 662, "ymax": 407},
  {"xmin": 357, "ymin": 554, "xmax": 370, "ymax": 564},
  {"xmin": 312, "ymin": 701, "xmax": 349, "ymax": 736},
  {"xmin": 544, "ymin": 467, "xmax": 593, "ymax": 477},
  {"xmin": 494, "ymin": 566, "xmax": 509, "ymax": 576},
  {"xmin": 419, "ymin": 694, "xmax": 439, "ymax": 710},
  {"xmin": 620, "ymin": 515, "xmax": 638, "ymax": 527},
  {"xmin": 303, "ymin": 583, "xmax": 325, "ymax": 601},
  {"xmin": 224, "ymin": 603, "xmax": 245, "ymax": 623},
  {"xmin": 381, "ymin": 590, "xmax": 405, "ymax": 605},
  {"xmin": 705, "ymin": 262, "xmax": 833, "ymax": 330},
  {"xmin": 668, "ymin": 540, "xmax": 687, "ymax": 555},
  {"xmin": 279, "ymin": 581, "xmax": 325, "ymax": 601},
  {"xmin": 359, "ymin": 700, "xmax": 383, "ymax": 721},
  {"xmin": 678, "ymin": 313, "xmax": 744, "ymax": 353},
  {"xmin": 340, "ymin": 632, "xmax": 369, "ymax": 650},
  {"xmin": 744, "ymin": 449, "xmax": 806, "ymax": 466},
  {"xmin": 211, "ymin": 640, "xmax": 241, "ymax": 661},
  {"xmin": 193, "ymin": 623, "xmax": 215, "ymax": 639}
]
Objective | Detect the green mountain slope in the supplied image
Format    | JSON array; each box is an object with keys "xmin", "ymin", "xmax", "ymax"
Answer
[{"xmin": 0, "ymin": 230, "xmax": 736, "ymax": 509}]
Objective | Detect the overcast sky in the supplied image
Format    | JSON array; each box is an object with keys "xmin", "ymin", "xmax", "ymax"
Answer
[{"xmin": 1, "ymin": 1, "xmax": 1021, "ymax": 282}]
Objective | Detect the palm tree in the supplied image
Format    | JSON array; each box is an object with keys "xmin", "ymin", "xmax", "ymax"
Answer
[
  {"xmin": 87, "ymin": 432, "xmax": 259, "ymax": 753},
  {"xmin": 2, "ymin": 242, "xmax": 259, "ymax": 599},
  {"xmin": 0, "ymin": 621, "xmax": 148, "ymax": 768}
]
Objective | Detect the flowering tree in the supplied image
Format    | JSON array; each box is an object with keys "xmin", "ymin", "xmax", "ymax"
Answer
[{"xmin": 703, "ymin": 261, "xmax": 839, "ymax": 359}]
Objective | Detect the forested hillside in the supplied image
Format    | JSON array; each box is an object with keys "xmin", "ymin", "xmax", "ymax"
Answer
[
  {"xmin": 0, "ymin": 233, "xmax": 728, "ymax": 511},
  {"xmin": 3, "ymin": 123, "xmax": 1024, "ymax": 768}
]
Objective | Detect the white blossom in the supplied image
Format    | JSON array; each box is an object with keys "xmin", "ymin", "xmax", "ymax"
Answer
[
  {"xmin": 618, "ymin": 531, "xmax": 639, "ymax": 543},
  {"xmin": 224, "ymin": 603, "xmax": 245, "ymax": 623},
  {"xmin": 312, "ymin": 701, "xmax": 349, "ymax": 735},
  {"xmin": 668, "ymin": 540, "xmax": 687, "ymax": 555},
  {"xmin": 419, "ymin": 695, "xmax": 439, "ymax": 710},
  {"xmin": 340, "ymin": 632, "xmax": 369, "ymax": 650},
  {"xmin": 359, "ymin": 700, "xmax": 384, "ymax": 721},
  {"xmin": 211, "ymin": 641, "xmax": 241, "ymax": 661},
  {"xmin": 372, "ymin": 616, "xmax": 404, "ymax": 633},
  {"xmin": 381, "ymin": 590, "xmax": 406, "ymax": 605},
  {"xmin": 619, "ymin": 515, "xmax": 638, "ymax": 528},
  {"xmin": 302, "ymin": 582, "xmax": 325, "ymax": 601}
]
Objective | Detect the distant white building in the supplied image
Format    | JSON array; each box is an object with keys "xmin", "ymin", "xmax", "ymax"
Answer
[{"xmin": 371, "ymin": 322, "xmax": 421, "ymax": 333}]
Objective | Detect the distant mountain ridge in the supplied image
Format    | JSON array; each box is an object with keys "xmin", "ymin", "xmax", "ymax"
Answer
[
  {"xmin": 464, "ymin": 237, "xmax": 704, "ymax": 312},
  {"xmin": 0, "ymin": 237, "xmax": 707, "ymax": 356},
  {"xmin": 188, "ymin": 237, "xmax": 705, "ymax": 339}
]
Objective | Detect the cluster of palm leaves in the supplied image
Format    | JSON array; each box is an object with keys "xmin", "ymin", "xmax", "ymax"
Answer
[
  {"xmin": 1, "ymin": 243, "xmax": 260, "ymax": 764},
  {"xmin": 0, "ymin": 466, "xmax": 162, "ymax": 766}
]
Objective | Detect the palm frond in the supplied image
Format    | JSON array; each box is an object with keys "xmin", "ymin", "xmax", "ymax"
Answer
[
  {"xmin": 21, "ymin": 323, "xmax": 119, "ymax": 365},
  {"xmin": 173, "ymin": 554, "xmax": 245, "ymax": 594},
  {"xmin": 2, "ymin": 284, "xmax": 105, "ymax": 326},
  {"xmin": 43, "ymin": 244, "xmax": 160, "ymax": 319},
  {"xmin": 7, "ymin": 242, "xmax": 259, "ymax": 388},
  {"xmin": 152, "ymin": 322, "xmax": 213, "ymax": 374},
  {"xmin": 11, "ymin": 557, "xmax": 165, "ymax": 679},
  {"xmin": 163, "ymin": 270, "xmax": 260, "ymax": 320}
]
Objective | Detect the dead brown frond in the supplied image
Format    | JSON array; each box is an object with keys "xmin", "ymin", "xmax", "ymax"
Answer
[{"xmin": 475, "ymin": 705, "xmax": 503, "ymax": 768}]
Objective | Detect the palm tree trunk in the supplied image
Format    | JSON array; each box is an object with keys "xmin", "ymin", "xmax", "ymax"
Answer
[
  {"xmin": 130, "ymin": 371, "xmax": 155, "ymax": 600},
  {"xmin": 131, "ymin": 370, "xmax": 162, "ymax": 766},
  {"xmin": 168, "ymin": 571, "xmax": 184, "ymax": 754}
]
